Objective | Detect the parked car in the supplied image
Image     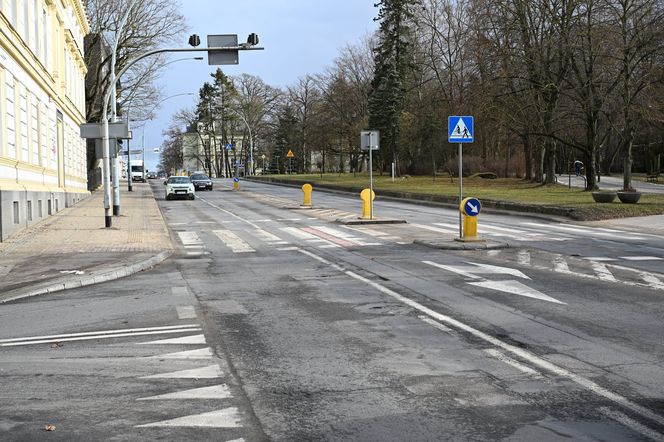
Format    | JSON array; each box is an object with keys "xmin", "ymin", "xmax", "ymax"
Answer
[
  {"xmin": 164, "ymin": 176, "xmax": 195, "ymax": 200},
  {"xmin": 190, "ymin": 173, "xmax": 213, "ymax": 191}
]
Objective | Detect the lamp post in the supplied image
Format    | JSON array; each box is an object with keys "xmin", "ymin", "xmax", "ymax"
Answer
[
  {"xmin": 228, "ymin": 109, "xmax": 254, "ymax": 175},
  {"xmin": 136, "ymin": 92, "xmax": 195, "ymax": 177},
  {"xmin": 125, "ymin": 58, "xmax": 202, "ymax": 191}
]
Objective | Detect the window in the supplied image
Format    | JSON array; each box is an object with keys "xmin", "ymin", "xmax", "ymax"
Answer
[
  {"xmin": 5, "ymin": 73, "xmax": 16, "ymax": 159},
  {"xmin": 19, "ymin": 85, "xmax": 28, "ymax": 162},
  {"xmin": 27, "ymin": 201, "xmax": 33, "ymax": 221},
  {"xmin": 42, "ymin": 8, "xmax": 48, "ymax": 68},
  {"xmin": 38, "ymin": 200, "xmax": 43, "ymax": 217},
  {"xmin": 13, "ymin": 201, "xmax": 19, "ymax": 224},
  {"xmin": 34, "ymin": 0, "xmax": 40, "ymax": 58},
  {"xmin": 31, "ymin": 99, "xmax": 39, "ymax": 165}
]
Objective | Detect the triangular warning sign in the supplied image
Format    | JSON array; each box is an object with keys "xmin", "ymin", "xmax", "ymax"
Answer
[
  {"xmin": 286, "ymin": 150, "xmax": 295, "ymax": 158},
  {"xmin": 449, "ymin": 118, "xmax": 471, "ymax": 139}
]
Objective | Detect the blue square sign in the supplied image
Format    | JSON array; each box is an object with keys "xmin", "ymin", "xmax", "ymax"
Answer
[{"xmin": 448, "ymin": 116, "xmax": 474, "ymax": 143}]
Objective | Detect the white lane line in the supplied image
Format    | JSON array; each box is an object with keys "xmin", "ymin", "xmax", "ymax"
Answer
[
  {"xmin": 0, "ymin": 328, "xmax": 201, "ymax": 347},
  {"xmin": 621, "ymin": 256, "xmax": 663, "ymax": 261},
  {"xmin": 552, "ymin": 255, "xmax": 570, "ymax": 273},
  {"xmin": 277, "ymin": 247, "xmax": 300, "ymax": 251},
  {"xmin": 141, "ymin": 364, "xmax": 222, "ymax": 379},
  {"xmin": 517, "ymin": 250, "xmax": 531, "ymax": 266},
  {"xmin": 584, "ymin": 257, "xmax": 617, "ymax": 262},
  {"xmin": 0, "ymin": 324, "xmax": 199, "ymax": 345},
  {"xmin": 591, "ymin": 262, "xmax": 617, "ymax": 282},
  {"xmin": 296, "ymin": 248, "xmax": 664, "ymax": 428},
  {"xmin": 423, "ymin": 261, "xmax": 481, "ymax": 279},
  {"xmin": 483, "ymin": 348, "xmax": 541, "ymax": 377},
  {"xmin": 137, "ymin": 334, "xmax": 206, "ymax": 345},
  {"xmin": 149, "ymin": 348, "xmax": 213, "ymax": 359},
  {"xmin": 177, "ymin": 231, "xmax": 202, "ymax": 246},
  {"xmin": 135, "ymin": 407, "xmax": 241, "ymax": 428},
  {"xmin": 137, "ymin": 384, "xmax": 232, "ymax": 401},
  {"xmin": 277, "ymin": 218, "xmax": 301, "ymax": 221},
  {"xmin": 213, "ymin": 230, "xmax": 255, "ymax": 253},
  {"xmin": 176, "ymin": 306, "xmax": 196, "ymax": 319},
  {"xmin": 198, "ymin": 197, "xmax": 261, "ymax": 229},
  {"xmin": 419, "ymin": 316, "xmax": 453, "ymax": 333},
  {"xmin": 599, "ymin": 407, "xmax": 664, "ymax": 442}
]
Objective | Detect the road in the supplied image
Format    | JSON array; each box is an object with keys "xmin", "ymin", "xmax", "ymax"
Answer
[{"xmin": 1, "ymin": 179, "xmax": 663, "ymax": 441}]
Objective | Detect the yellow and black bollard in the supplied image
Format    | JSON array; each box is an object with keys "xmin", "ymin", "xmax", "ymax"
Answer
[{"xmin": 233, "ymin": 177, "xmax": 240, "ymax": 191}]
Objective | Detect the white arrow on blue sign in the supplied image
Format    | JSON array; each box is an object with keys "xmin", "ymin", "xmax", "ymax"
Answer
[
  {"xmin": 463, "ymin": 198, "xmax": 481, "ymax": 216},
  {"xmin": 448, "ymin": 116, "xmax": 474, "ymax": 143},
  {"xmin": 226, "ymin": 143, "xmax": 233, "ymax": 150}
]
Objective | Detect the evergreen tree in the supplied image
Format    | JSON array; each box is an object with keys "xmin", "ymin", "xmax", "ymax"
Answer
[{"xmin": 368, "ymin": 0, "xmax": 420, "ymax": 174}]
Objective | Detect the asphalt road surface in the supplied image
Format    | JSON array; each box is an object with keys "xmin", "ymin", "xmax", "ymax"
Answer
[{"xmin": 1, "ymin": 179, "xmax": 662, "ymax": 441}]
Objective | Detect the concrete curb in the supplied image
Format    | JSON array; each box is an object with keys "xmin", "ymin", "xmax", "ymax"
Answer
[
  {"xmin": 413, "ymin": 239, "xmax": 511, "ymax": 250},
  {"xmin": 0, "ymin": 250, "xmax": 173, "ymax": 304}
]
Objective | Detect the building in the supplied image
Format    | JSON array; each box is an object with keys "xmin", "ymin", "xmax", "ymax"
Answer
[
  {"xmin": 0, "ymin": 0, "xmax": 88, "ymax": 240},
  {"xmin": 182, "ymin": 124, "xmax": 245, "ymax": 177}
]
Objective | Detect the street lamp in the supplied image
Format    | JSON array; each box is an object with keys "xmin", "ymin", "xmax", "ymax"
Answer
[{"xmin": 228, "ymin": 108, "xmax": 254, "ymax": 176}]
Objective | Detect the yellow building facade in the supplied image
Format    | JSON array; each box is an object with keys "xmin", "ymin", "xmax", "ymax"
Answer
[{"xmin": 0, "ymin": 0, "xmax": 88, "ymax": 240}]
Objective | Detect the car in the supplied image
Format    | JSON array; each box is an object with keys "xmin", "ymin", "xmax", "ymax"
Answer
[
  {"xmin": 164, "ymin": 176, "xmax": 195, "ymax": 200},
  {"xmin": 190, "ymin": 173, "xmax": 213, "ymax": 191},
  {"xmin": 147, "ymin": 172, "xmax": 157, "ymax": 179}
]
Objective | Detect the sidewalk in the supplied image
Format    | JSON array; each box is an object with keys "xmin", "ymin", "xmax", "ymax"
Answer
[{"xmin": 0, "ymin": 183, "xmax": 173, "ymax": 303}]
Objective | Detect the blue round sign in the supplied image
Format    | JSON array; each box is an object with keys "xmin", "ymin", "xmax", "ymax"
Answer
[
  {"xmin": 461, "ymin": 197, "xmax": 481, "ymax": 216},
  {"xmin": 233, "ymin": 177, "xmax": 239, "ymax": 182}
]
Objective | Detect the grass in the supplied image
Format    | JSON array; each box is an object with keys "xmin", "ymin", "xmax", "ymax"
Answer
[{"xmin": 258, "ymin": 173, "xmax": 664, "ymax": 221}]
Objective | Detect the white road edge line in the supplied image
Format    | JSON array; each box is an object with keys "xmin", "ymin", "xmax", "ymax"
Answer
[
  {"xmin": 0, "ymin": 324, "xmax": 200, "ymax": 344},
  {"xmin": 483, "ymin": 348, "xmax": 541, "ymax": 377},
  {"xmin": 0, "ymin": 328, "xmax": 202, "ymax": 347},
  {"xmin": 599, "ymin": 407, "xmax": 664, "ymax": 442},
  {"xmin": 295, "ymin": 248, "xmax": 664, "ymax": 429}
]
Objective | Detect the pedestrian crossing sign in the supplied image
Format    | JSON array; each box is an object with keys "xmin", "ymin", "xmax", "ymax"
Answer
[{"xmin": 448, "ymin": 116, "xmax": 474, "ymax": 143}]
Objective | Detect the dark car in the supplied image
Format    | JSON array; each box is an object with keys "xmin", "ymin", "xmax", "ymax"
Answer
[{"xmin": 190, "ymin": 173, "xmax": 213, "ymax": 191}]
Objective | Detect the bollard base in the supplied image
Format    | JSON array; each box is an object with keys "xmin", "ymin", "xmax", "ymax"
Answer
[
  {"xmin": 299, "ymin": 204, "xmax": 314, "ymax": 209},
  {"xmin": 105, "ymin": 215, "xmax": 112, "ymax": 228},
  {"xmin": 113, "ymin": 205, "xmax": 120, "ymax": 216},
  {"xmin": 454, "ymin": 236, "xmax": 486, "ymax": 243}
]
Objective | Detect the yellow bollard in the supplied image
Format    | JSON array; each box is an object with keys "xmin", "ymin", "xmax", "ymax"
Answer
[
  {"xmin": 302, "ymin": 183, "xmax": 313, "ymax": 206},
  {"xmin": 233, "ymin": 177, "xmax": 240, "ymax": 191},
  {"xmin": 360, "ymin": 188, "xmax": 376, "ymax": 219},
  {"xmin": 457, "ymin": 197, "xmax": 484, "ymax": 242}
]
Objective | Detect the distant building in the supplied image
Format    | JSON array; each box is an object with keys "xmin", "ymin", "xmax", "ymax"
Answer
[
  {"xmin": 0, "ymin": 0, "xmax": 89, "ymax": 241},
  {"xmin": 182, "ymin": 124, "xmax": 245, "ymax": 177}
]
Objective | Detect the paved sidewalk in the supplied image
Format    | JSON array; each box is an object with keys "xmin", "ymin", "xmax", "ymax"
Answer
[{"xmin": 0, "ymin": 183, "xmax": 173, "ymax": 303}]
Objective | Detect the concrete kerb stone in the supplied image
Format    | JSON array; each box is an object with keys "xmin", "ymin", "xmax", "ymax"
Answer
[
  {"xmin": 414, "ymin": 239, "xmax": 511, "ymax": 250},
  {"xmin": 0, "ymin": 250, "xmax": 172, "ymax": 304}
]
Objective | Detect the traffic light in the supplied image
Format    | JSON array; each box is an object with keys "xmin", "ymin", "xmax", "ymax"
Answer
[
  {"xmin": 188, "ymin": 34, "xmax": 201, "ymax": 47},
  {"xmin": 247, "ymin": 33, "xmax": 259, "ymax": 46}
]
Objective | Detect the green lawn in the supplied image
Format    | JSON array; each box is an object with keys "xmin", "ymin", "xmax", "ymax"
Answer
[{"xmin": 258, "ymin": 173, "xmax": 664, "ymax": 220}]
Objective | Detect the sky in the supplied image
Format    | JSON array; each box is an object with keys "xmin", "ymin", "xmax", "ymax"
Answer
[{"xmin": 140, "ymin": 0, "xmax": 380, "ymax": 172}]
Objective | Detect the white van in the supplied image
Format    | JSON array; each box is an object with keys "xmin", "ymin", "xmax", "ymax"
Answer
[{"xmin": 130, "ymin": 160, "xmax": 145, "ymax": 182}]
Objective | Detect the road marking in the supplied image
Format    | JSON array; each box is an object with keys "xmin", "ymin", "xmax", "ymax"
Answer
[
  {"xmin": 469, "ymin": 280, "xmax": 566, "ymax": 304},
  {"xmin": 599, "ymin": 407, "xmax": 664, "ymax": 442},
  {"xmin": 517, "ymin": 250, "xmax": 531, "ymax": 266},
  {"xmin": 584, "ymin": 257, "xmax": 617, "ymax": 262},
  {"xmin": 419, "ymin": 315, "xmax": 453, "ymax": 333},
  {"xmin": 149, "ymin": 348, "xmax": 212, "ymax": 359},
  {"xmin": 213, "ymin": 230, "xmax": 255, "ymax": 253},
  {"xmin": 423, "ymin": 261, "xmax": 530, "ymax": 280},
  {"xmin": 171, "ymin": 287, "xmax": 188, "ymax": 296},
  {"xmin": 177, "ymin": 231, "xmax": 202, "ymax": 246},
  {"xmin": 483, "ymin": 348, "xmax": 541, "ymax": 377},
  {"xmin": 280, "ymin": 227, "xmax": 318, "ymax": 240},
  {"xmin": 176, "ymin": 306, "xmax": 196, "ymax": 319},
  {"xmin": 521, "ymin": 222, "xmax": 646, "ymax": 240},
  {"xmin": 590, "ymin": 262, "xmax": 617, "ymax": 282},
  {"xmin": 412, "ymin": 223, "xmax": 455, "ymax": 234},
  {"xmin": 135, "ymin": 407, "xmax": 241, "ymax": 428},
  {"xmin": 304, "ymin": 251, "xmax": 664, "ymax": 428},
  {"xmin": 621, "ymin": 256, "xmax": 663, "ymax": 261},
  {"xmin": 137, "ymin": 334, "xmax": 206, "ymax": 345},
  {"xmin": 137, "ymin": 384, "xmax": 231, "ymax": 401},
  {"xmin": 639, "ymin": 273, "xmax": 664, "ymax": 290},
  {"xmin": 277, "ymin": 247, "xmax": 300, "ymax": 251},
  {"xmin": 552, "ymin": 255, "xmax": 570, "ymax": 273},
  {"xmin": 0, "ymin": 325, "xmax": 200, "ymax": 347},
  {"xmin": 253, "ymin": 228, "xmax": 283, "ymax": 242},
  {"xmin": 302, "ymin": 227, "xmax": 358, "ymax": 247},
  {"xmin": 198, "ymin": 197, "xmax": 261, "ymax": 229},
  {"xmin": 141, "ymin": 364, "xmax": 222, "ymax": 379}
]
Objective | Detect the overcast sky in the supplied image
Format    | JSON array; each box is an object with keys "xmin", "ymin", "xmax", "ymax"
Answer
[{"xmin": 141, "ymin": 0, "xmax": 379, "ymax": 172}]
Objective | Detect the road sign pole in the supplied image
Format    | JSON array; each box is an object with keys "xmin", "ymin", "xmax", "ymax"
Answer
[
  {"xmin": 369, "ymin": 132, "xmax": 374, "ymax": 220},
  {"xmin": 127, "ymin": 137, "xmax": 132, "ymax": 192},
  {"xmin": 459, "ymin": 142, "xmax": 463, "ymax": 239}
]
